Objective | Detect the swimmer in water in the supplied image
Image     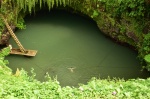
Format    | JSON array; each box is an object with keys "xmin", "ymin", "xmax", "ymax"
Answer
[{"xmin": 67, "ymin": 67, "xmax": 76, "ymax": 73}]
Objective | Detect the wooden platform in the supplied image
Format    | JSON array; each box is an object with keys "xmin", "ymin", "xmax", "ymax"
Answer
[{"xmin": 10, "ymin": 48, "xmax": 37, "ymax": 56}]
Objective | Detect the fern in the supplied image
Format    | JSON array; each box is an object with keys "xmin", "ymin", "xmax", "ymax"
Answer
[
  {"xmin": 0, "ymin": 0, "xmax": 71, "ymax": 26},
  {"xmin": 3, "ymin": 0, "xmax": 70, "ymax": 13},
  {"xmin": 63, "ymin": 0, "xmax": 66, "ymax": 6},
  {"xmin": 144, "ymin": 54, "xmax": 150, "ymax": 71},
  {"xmin": 39, "ymin": 0, "xmax": 42, "ymax": 8},
  {"xmin": 0, "ymin": 47, "xmax": 10, "ymax": 58},
  {"xmin": 55, "ymin": 0, "xmax": 59, "ymax": 7},
  {"xmin": 46, "ymin": 0, "xmax": 51, "ymax": 10},
  {"xmin": 51, "ymin": 0, "xmax": 55, "ymax": 8}
]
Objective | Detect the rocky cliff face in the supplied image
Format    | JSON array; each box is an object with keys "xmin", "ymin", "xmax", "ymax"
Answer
[
  {"xmin": 70, "ymin": 0, "xmax": 150, "ymax": 71},
  {"xmin": 70, "ymin": 0, "xmax": 150, "ymax": 47}
]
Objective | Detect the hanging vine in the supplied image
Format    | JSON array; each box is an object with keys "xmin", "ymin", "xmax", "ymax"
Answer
[
  {"xmin": 0, "ymin": 0, "xmax": 73, "ymax": 31},
  {"xmin": 7, "ymin": 0, "xmax": 72, "ymax": 14}
]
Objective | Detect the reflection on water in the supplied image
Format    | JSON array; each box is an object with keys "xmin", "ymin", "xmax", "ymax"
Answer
[{"xmin": 6, "ymin": 9, "xmax": 149, "ymax": 87}]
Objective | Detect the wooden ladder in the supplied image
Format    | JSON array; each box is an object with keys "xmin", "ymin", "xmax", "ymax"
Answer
[
  {"xmin": 0, "ymin": 14, "xmax": 26, "ymax": 53},
  {"xmin": 0, "ymin": 14, "xmax": 37, "ymax": 56}
]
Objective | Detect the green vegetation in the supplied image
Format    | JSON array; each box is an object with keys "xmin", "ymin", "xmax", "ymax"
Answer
[
  {"xmin": 76, "ymin": 0, "xmax": 150, "ymax": 70},
  {"xmin": 0, "ymin": 0, "xmax": 150, "ymax": 98},
  {"xmin": 144, "ymin": 54, "xmax": 150, "ymax": 71},
  {"xmin": 0, "ymin": 55, "xmax": 150, "ymax": 98},
  {"xmin": 1, "ymin": 68, "xmax": 150, "ymax": 98}
]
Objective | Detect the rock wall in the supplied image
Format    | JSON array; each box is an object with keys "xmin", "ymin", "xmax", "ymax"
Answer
[
  {"xmin": 70, "ymin": 0, "xmax": 149, "ymax": 47},
  {"xmin": 69, "ymin": 0, "xmax": 150, "ymax": 70}
]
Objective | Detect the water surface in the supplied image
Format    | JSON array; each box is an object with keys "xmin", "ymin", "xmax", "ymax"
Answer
[{"xmin": 6, "ymin": 10, "xmax": 149, "ymax": 87}]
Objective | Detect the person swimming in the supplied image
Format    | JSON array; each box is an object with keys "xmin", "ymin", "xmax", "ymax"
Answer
[{"xmin": 67, "ymin": 67, "xmax": 76, "ymax": 73}]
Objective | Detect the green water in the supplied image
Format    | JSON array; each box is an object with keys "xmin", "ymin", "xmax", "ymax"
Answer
[{"xmin": 6, "ymin": 10, "xmax": 149, "ymax": 87}]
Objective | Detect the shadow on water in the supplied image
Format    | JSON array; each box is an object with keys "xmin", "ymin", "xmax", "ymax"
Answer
[{"xmin": 6, "ymin": 9, "xmax": 149, "ymax": 87}]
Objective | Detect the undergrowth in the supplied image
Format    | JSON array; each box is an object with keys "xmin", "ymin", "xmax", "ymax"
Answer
[
  {"xmin": 0, "ymin": 47, "xmax": 150, "ymax": 98},
  {"xmin": 1, "ymin": 68, "xmax": 150, "ymax": 98},
  {"xmin": 0, "ymin": 68, "xmax": 150, "ymax": 99}
]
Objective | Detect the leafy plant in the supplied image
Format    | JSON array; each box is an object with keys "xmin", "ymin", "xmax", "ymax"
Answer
[
  {"xmin": 144, "ymin": 54, "xmax": 150, "ymax": 71},
  {"xmin": 143, "ymin": 33, "xmax": 150, "ymax": 53},
  {"xmin": 91, "ymin": 10, "xmax": 99, "ymax": 18},
  {"xmin": 144, "ymin": 54, "xmax": 150, "ymax": 63},
  {"xmin": 10, "ymin": 0, "xmax": 71, "ymax": 13},
  {"xmin": 0, "ymin": 71, "xmax": 150, "ymax": 99},
  {"xmin": 16, "ymin": 16, "xmax": 26, "ymax": 29},
  {"xmin": 139, "ymin": 33, "xmax": 150, "ymax": 57},
  {"xmin": 0, "ymin": 47, "xmax": 11, "ymax": 75},
  {"xmin": 0, "ymin": 47, "xmax": 10, "ymax": 58}
]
